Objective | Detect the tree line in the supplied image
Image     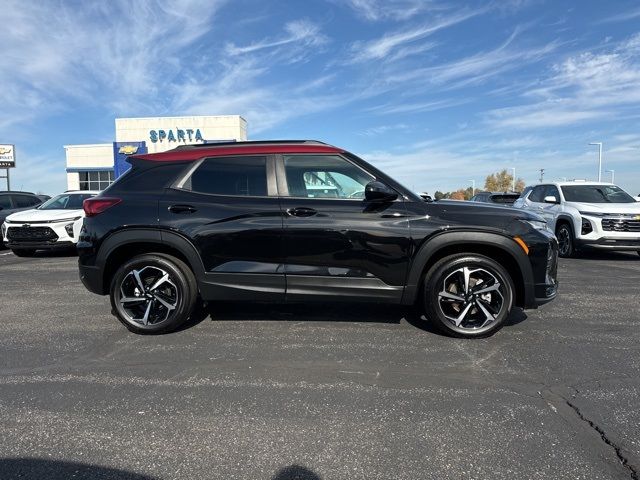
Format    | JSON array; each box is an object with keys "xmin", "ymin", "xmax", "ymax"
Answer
[{"xmin": 432, "ymin": 169, "xmax": 526, "ymax": 201}]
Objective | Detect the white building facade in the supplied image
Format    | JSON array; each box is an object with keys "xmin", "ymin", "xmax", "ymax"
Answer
[{"xmin": 65, "ymin": 115, "xmax": 247, "ymax": 191}]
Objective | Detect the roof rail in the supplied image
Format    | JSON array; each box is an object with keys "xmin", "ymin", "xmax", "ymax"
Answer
[{"xmin": 171, "ymin": 140, "xmax": 329, "ymax": 151}]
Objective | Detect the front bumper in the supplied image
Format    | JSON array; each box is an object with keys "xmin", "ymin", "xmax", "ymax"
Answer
[
  {"xmin": 576, "ymin": 238, "xmax": 640, "ymax": 251},
  {"xmin": 4, "ymin": 240, "xmax": 75, "ymax": 250}
]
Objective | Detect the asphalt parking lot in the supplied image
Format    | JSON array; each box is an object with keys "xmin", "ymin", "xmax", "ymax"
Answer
[{"xmin": 0, "ymin": 249, "xmax": 639, "ymax": 480}]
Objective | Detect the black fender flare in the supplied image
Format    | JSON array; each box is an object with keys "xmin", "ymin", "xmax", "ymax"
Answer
[
  {"xmin": 401, "ymin": 230, "xmax": 535, "ymax": 306},
  {"xmin": 555, "ymin": 214, "xmax": 575, "ymax": 232},
  {"xmin": 96, "ymin": 228, "xmax": 206, "ymax": 291}
]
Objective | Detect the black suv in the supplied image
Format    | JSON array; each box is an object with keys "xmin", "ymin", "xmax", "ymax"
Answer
[
  {"xmin": 0, "ymin": 191, "xmax": 47, "ymax": 224},
  {"xmin": 78, "ymin": 140, "xmax": 558, "ymax": 337}
]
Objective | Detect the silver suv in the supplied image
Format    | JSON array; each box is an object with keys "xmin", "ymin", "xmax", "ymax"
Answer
[{"xmin": 513, "ymin": 181, "xmax": 640, "ymax": 257}]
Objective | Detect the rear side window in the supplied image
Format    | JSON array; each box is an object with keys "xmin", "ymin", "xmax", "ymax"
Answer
[
  {"xmin": 0, "ymin": 195, "xmax": 11, "ymax": 209},
  {"xmin": 185, "ymin": 156, "xmax": 268, "ymax": 197},
  {"xmin": 13, "ymin": 195, "xmax": 40, "ymax": 208}
]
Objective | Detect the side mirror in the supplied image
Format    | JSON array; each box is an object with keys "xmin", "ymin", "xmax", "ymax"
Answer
[
  {"xmin": 365, "ymin": 181, "xmax": 398, "ymax": 202},
  {"xmin": 543, "ymin": 195, "xmax": 558, "ymax": 204}
]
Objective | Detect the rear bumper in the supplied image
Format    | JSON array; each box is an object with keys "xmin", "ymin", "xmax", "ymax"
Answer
[
  {"xmin": 79, "ymin": 264, "xmax": 105, "ymax": 295},
  {"xmin": 576, "ymin": 238, "xmax": 640, "ymax": 251}
]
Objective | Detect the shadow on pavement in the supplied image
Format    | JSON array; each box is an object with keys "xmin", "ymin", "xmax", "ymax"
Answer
[
  {"xmin": 272, "ymin": 464, "xmax": 322, "ymax": 480},
  {"xmin": 567, "ymin": 250, "xmax": 640, "ymax": 261},
  {"xmin": 0, "ymin": 458, "xmax": 158, "ymax": 480},
  {"xmin": 180, "ymin": 301, "xmax": 528, "ymax": 337}
]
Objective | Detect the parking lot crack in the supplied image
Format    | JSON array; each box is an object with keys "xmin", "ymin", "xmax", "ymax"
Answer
[{"xmin": 564, "ymin": 398, "xmax": 639, "ymax": 480}]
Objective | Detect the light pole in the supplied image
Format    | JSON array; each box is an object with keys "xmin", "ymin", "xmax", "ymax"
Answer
[
  {"xmin": 511, "ymin": 167, "xmax": 516, "ymax": 192},
  {"xmin": 605, "ymin": 169, "xmax": 615, "ymax": 183},
  {"xmin": 469, "ymin": 179, "xmax": 475, "ymax": 194},
  {"xmin": 589, "ymin": 142, "xmax": 603, "ymax": 182}
]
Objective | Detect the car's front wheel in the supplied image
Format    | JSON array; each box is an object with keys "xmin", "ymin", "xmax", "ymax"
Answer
[
  {"xmin": 11, "ymin": 248, "xmax": 36, "ymax": 257},
  {"xmin": 110, "ymin": 253, "xmax": 198, "ymax": 334},
  {"xmin": 556, "ymin": 223, "xmax": 575, "ymax": 258},
  {"xmin": 423, "ymin": 254, "xmax": 514, "ymax": 338}
]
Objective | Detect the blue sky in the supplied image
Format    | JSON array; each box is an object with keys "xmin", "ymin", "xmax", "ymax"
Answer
[{"xmin": 2, "ymin": 0, "xmax": 640, "ymax": 196}]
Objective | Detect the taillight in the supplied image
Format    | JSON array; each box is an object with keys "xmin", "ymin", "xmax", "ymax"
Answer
[{"xmin": 83, "ymin": 197, "xmax": 122, "ymax": 217}]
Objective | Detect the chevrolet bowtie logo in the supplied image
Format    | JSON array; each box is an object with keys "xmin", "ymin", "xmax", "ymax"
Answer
[{"xmin": 118, "ymin": 145, "xmax": 139, "ymax": 155}]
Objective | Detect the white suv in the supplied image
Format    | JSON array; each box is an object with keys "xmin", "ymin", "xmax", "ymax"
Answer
[
  {"xmin": 2, "ymin": 191, "xmax": 98, "ymax": 257},
  {"xmin": 513, "ymin": 182, "xmax": 640, "ymax": 257}
]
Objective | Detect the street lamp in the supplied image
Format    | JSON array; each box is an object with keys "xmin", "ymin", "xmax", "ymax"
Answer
[
  {"xmin": 511, "ymin": 167, "xmax": 516, "ymax": 192},
  {"xmin": 589, "ymin": 142, "xmax": 603, "ymax": 182},
  {"xmin": 605, "ymin": 169, "xmax": 615, "ymax": 183},
  {"xmin": 469, "ymin": 179, "xmax": 475, "ymax": 194}
]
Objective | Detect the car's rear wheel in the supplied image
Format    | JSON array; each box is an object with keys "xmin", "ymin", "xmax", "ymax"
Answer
[
  {"xmin": 423, "ymin": 254, "xmax": 514, "ymax": 338},
  {"xmin": 556, "ymin": 223, "xmax": 575, "ymax": 258},
  {"xmin": 11, "ymin": 248, "xmax": 36, "ymax": 257},
  {"xmin": 110, "ymin": 253, "xmax": 198, "ymax": 334}
]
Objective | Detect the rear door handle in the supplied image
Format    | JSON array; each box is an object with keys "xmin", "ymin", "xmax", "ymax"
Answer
[
  {"xmin": 286, "ymin": 207, "xmax": 317, "ymax": 217},
  {"xmin": 168, "ymin": 204, "xmax": 197, "ymax": 214}
]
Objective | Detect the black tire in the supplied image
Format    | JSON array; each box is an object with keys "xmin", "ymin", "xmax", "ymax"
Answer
[
  {"xmin": 109, "ymin": 253, "xmax": 198, "ymax": 334},
  {"xmin": 423, "ymin": 254, "xmax": 515, "ymax": 338},
  {"xmin": 11, "ymin": 248, "xmax": 36, "ymax": 257},
  {"xmin": 556, "ymin": 223, "xmax": 575, "ymax": 258}
]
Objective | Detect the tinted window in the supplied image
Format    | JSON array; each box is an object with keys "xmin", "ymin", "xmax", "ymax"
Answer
[
  {"xmin": 186, "ymin": 156, "xmax": 267, "ymax": 196},
  {"xmin": 284, "ymin": 155, "xmax": 374, "ymax": 199},
  {"xmin": 490, "ymin": 194, "xmax": 519, "ymax": 204},
  {"xmin": 0, "ymin": 195, "xmax": 11, "ymax": 209},
  {"xmin": 561, "ymin": 185, "xmax": 636, "ymax": 203},
  {"xmin": 13, "ymin": 195, "xmax": 40, "ymax": 208},
  {"xmin": 545, "ymin": 185, "xmax": 560, "ymax": 201},
  {"xmin": 529, "ymin": 185, "xmax": 547, "ymax": 203}
]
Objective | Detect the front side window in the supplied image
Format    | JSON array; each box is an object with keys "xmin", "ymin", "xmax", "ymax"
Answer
[
  {"xmin": 561, "ymin": 185, "xmax": 636, "ymax": 203},
  {"xmin": 79, "ymin": 170, "xmax": 114, "ymax": 191},
  {"xmin": 284, "ymin": 155, "xmax": 374, "ymax": 199},
  {"xmin": 528, "ymin": 185, "xmax": 547, "ymax": 203},
  {"xmin": 185, "ymin": 156, "xmax": 267, "ymax": 196},
  {"xmin": 39, "ymin": 193, "xmax": 95, "ymax": 210}
]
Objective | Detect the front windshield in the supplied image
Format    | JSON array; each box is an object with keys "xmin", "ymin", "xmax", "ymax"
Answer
[
  {"xmin": 38, "ymin": 193, "xmax": 95, "ymax": 210},
  {"xmin": 561, "ymin": 185, "xmax": 636, "ymax": 203}
]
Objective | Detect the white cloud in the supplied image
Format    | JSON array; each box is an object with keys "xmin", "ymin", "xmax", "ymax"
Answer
[
  {"xmin": 485, "ymin": 33, "xmax": 640, "ymax": 130},
  {"xmin": 225, "ymin": 19, "xmax": 328, "ymax": 57},
  {"xmin": 348, "ymin": 7, "xmax": 487, "ymax": 62},
  {"xmin": 339, "ymin": 0, "xmax": 441, "ymax": 22},
  {"xmin": 599, "ymin": 6, "xmax": 640, "ymax": 23}
]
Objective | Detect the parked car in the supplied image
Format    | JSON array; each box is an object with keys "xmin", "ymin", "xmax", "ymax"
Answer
[
  {"xmin": 0, "ymin": 191, "xmax": 46, "ymax": 224},
  {"xmin": 2, "ymin": 191, "xmax": 98, "ymax": 256},
  {"xmin": 470, "ymin": 191, "xmax": 521, "ymax": 205},
  {"xmin": 513, "ymin": 181, "xmax": 640, "ymax": 257},
  {"xmin": 78, "ymin": 140, "xmax": 558, "ymax": 338}
]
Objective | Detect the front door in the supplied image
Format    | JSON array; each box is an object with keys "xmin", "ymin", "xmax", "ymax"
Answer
[
  {"xmin": 277, "ymin": 154, "xmax": 411, "ymax": 302},
  {"xmin": 159, "ymin": 154, "xmax": 285, "ymax": 301}
]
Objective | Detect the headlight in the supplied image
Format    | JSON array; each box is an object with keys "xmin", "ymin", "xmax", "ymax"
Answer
[
  {"xmin": 51, "ymin": 216, "xmax": 82, "ymax": 223},
  {"xmin": 579, "ymin": 211, "xmax": 606, "ymax": 217},
  {"xmin": 523, "ymin": 219, "xmax": 549, "ymax": 231}
]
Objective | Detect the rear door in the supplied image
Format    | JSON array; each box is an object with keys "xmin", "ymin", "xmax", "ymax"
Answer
[
  {"xmin": 277, "ymin": 153, "xmax": 411, "ymax": 302},
  {"xmin": 159, "ymin": 155, "xmax": 285, "ymax": 301}
]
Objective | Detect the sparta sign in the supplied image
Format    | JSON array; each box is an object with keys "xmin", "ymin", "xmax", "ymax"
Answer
[{"xmin": 0, "ymin": 144, "xmax": 15, "ymax": 168}]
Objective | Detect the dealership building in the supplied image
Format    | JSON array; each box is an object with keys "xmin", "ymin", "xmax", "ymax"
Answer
[{"xmin": 64, "ymin": 115, "xmax": 247, "ymax": 191}]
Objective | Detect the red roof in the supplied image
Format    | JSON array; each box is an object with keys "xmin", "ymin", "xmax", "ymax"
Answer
[{"xmin": 133, "ymin": 143, "xmax": 344, "ymax": 162}]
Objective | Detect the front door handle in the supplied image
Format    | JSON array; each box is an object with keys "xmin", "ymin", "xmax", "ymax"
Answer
[
  {"xmin": 168, "ymin": 204, "xmax": 197, "ymax": 214},
  {"xmin": 286, "ymin": 207, "xmax": 317, "ymax": 217}
]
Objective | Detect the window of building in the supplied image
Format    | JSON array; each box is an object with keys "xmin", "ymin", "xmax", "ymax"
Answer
[
  {"xmin": 79, "ymin": 170, "xmax": 114, "ymax": 191},
  {"xmin": 185, "ymin": 156, "xmax": 268, "ymax": 196}
]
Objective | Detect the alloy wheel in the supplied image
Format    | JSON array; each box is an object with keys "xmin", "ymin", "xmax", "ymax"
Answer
[
  {"xmin": 437, "ymin": 266, "xmax": 506, "ymax": 331},
  {"xmin": 118, "ymin": 266, "xmax": 179, "ymax": 326},
  {"xmin": 557, "ymin": 227, "xmax": 571, "ymax": 257}
]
